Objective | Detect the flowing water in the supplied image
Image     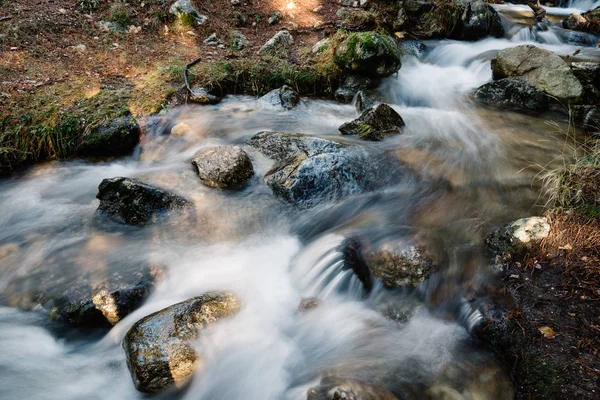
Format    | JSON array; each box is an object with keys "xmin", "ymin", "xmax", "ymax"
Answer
[{"xmin": 1, "ymin": 4, "xmax": 599, "ymax": 400}]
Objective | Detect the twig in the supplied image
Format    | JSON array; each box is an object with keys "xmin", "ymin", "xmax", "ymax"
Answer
[
  {"xmin": 0, "ymin": 16, "xmax": 13, "ymax": 22},
  {"xmin": 184, "ymin": 56, "xmax": 203, "ymax": 93}
]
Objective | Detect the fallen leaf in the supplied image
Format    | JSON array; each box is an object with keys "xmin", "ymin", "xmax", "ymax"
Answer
[
  {"xmin": 539, "ymin": 326, "xmax": 556, "ymax": 339},
  {"xmin": 558, "ymin": 244, "xmax": 572, "ymax": 250}
]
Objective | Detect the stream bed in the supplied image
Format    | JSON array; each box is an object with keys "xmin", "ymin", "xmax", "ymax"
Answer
[{"xmin": 0, "ymin": 3, "xmax": 599, "ymax": 400}]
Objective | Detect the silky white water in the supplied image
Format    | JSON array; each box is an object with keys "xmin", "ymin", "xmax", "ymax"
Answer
[{"xmin": 0, "ymin": 4, "xmax": 599, "ymax": 400}]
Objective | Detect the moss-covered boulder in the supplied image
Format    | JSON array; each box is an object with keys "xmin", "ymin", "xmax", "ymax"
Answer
[
  {"xmin": 400, "ymin": 0, "xmax": 504, "ymax": 40},
  {"xmin": 191, "ymin": 146, "xmax": 254, "ymax": 189},
  {"xmin": 76, "ymin": 115, "xmax": 140, "ymax": 156},
  {"xmin": 491, "ymin": 45, "xmax": 583, "ymax": 102},
  {"xmin": 339, "ymin": 104, "xmax": 405, "ymax": 141},
  {"xmin": 475, "ymin": 78, "xmax": 550, "ymax": 113},
  {"xmin": 123, "ymin": 292, "xmax": 239, "ymax": 393},
  {"xmin": 334, "ymin": 32, "xmax": 402, "ymax": 78},
  {"xmin": 96, "ymin": 177, "xmax": 191, "ymax": 225}
]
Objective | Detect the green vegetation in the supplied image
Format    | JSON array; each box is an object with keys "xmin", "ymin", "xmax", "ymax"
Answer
[
  {"xmin": 77, "ymin": 0, "xmax": 101, "ymax": 12},
  {"xmin": 108, "ymin": 3, "xmax": 132, "ymax": 27}
]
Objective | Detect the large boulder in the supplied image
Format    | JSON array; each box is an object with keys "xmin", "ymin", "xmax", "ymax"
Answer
[
  {"xmin": 491, "ymin": 45, "xmax": 583, "ymax": 102},
  {"xmin": 246, "ymin": 132, "xmax": 379, "ymax": 208},
  {"xmin": 562, "ymin": 7, "xmax": 600, "ymax": 35},
  {"xmin": 402, "ymin": 0, "xmax": 504, "ymax": 40},
  {"xmin": 2, "ymin": 249, "xmax": 161, "ymax": 327},
  {"xmin": 191, "ymin": 146, "xmax": 254, "ymax": 189},
  {"xmin": 334, "ymin": 32, "xmax": 402, "ymax": 78},
  {"xmin": 76, "ymin": 115, "xmax": 140, "ymax": 156},
  {"xmin": 260, "ymin": 85, "xmax": 300, "ymax": 109},
  {"xmin": 123, "ymin": 292, "xmax": 239, "ymax": 393},
  {"xmin": 485, "ymin": 216, "xmax": 550, "ymax": 257},
  {"xmin": 455, "ymin": 0, "xmax": 504, "ymax": 40},
  {"xmin": 339, "ymin": 104, "xmax": 405, "ymax": 141},
  {"xmin": 96, "ymin": 177, "xmax": 190, "ymax": 225},
  {"xmin": 571, "ymin": 62, "xmax": 600, "ymax": 106},
  {"xmin": 474, "ymin": 78, "xmax": 550, "ymax": 113}
]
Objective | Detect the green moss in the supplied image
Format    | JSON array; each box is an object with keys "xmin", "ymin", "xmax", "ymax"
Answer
[
  {"xmin": 517, "ymin": 358, "xmax": 564, "ymax": 398},
  {"xmin": 108, "ymin": 3, "xmax": 132, "ymax": 27},
  {"xmin": 179, "ymin": 12, "xmax": 197, "ymax": 27}
]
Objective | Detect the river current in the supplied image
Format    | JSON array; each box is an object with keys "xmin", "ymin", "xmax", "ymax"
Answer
[{"xmin": 0, "ymin": 4, "xmax": 599, "ymax": 400}]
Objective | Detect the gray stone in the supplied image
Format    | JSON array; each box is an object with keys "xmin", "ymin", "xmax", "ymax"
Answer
[
  {"xmin": 456, "ymin": 0, "xmax": 504, "ymax": 40},
  {"xmin": 365, "ymin": 243, "xmax": 437, "ymax": 287},
  {"xmin": 189, "ymin": 86, "xmax": 221, "ymax": 104},
  {"xmin": 474, "ymin": 78, "xmax": 550, "ymax": 113},
  {"xmin": 339, "ymin": 104, "xmax": 405, "ymax": 141},
  {"xmin": 123, "ymin": 292, "xmax": 239, "ymax": 393},
  {"xmin": 312, "ymin": 38, "xmax": 331, "ymax": 54},
  {"xmin": 230, "ymin": 30, "xmax": 249, "ymax": 50},
  {"xmin": 169, "ymin": 0, "xmax": 207, "ymax": 25},
  {"xmin": 334, "ymin": 32, "xmax": 402, "ymax": 78},
  {"xmin": 571, "ymin": 62, "xmax": 600, "ymax": 88},
  {"xmin": 491, "ymin": 45, "xmax": 583, "ymax": 102},
  {"xmin": 191, "ymin": 146, "xmax": 254, "ymax": 189},
  {"xmin": 258, "ymin": 30, "xmax": 293, "ymax": 55},
  {"xmin": 268, "ymin": 12, "xmax": 281, "ymax": 25},
  {"xmin": 247, "ymin": 132, "xmax": 378, "ymax": 208},
  {"xmin": 203, "ymin": 33, "xmax": 220, "ymax": 46},
  {"xmin": 96, "ymin": 177, "xmax": 190, "ymax": 225},
  {"xmin": 563, "ymin": 7, "xmax": 600, "ymax": 35},
  {"xmin": 260, "ymin": 85, "xmax": 300, "ymax": 110},
  {"xmin": 486, "ymin": 216, "xmax": 551, "ymax": 256}
]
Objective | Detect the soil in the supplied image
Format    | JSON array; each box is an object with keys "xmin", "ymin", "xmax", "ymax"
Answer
[{"xmin": 477, "ymin": 211, "xmax": 600, "ymax": 399}]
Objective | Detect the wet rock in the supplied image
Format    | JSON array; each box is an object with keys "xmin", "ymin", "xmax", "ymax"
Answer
[
  {"xmin": 339, "ymin": 104, "xmax": 405, "ymax": 141},
  {"xmin": 364, "ymin": 243, "xmax": 437, "ymax": 287},
  {"xmin": 485, "ymin": 216, "xmax": 550, "ymax": 257},
  {"xmin": 258, "ymin": 30, "xmax": 293, "ymax": 55},
  {"xmin": 76, "ymin": 115, "xmax": 140, "ymax": 156},
  {"xmin": 307, "ymin": 376, "xmax": 398, "ymax": 400},
  {"xmin": 334, "ymin": 75, "xmax": 377, "ymax": 103},
  {"xmin": 397, "ymin": 38, "xmax": 427, "ymax": 58},
  {"xmin": 491, "ymin": 45, "xmax": 583, "ymax": 102},
  {"xmin": 573, "ymin": 106, "xmax": 600, "ymax": 133},
  {"xmin": 96, "ymin": 177, "xmax": 190, "ymax": 225},
  {"xmin": 4, "ymin": 260, "xmax": 161, "ymax": 328},
  {"xmin": 571, "ymin": 62, "xmax": 600, "ymax": 88},
  {"xmin": 334, "ymin": 32, "xmax": 402, "ymax": 78},
  {"xmin": 404, "ymin": 0, "xmax": 503, "ymax": 40},
  {"xmin": 247, "ymin": 132, "xmax": 378, "ymax": 208},
  {"xmin": 169, "ymin": 0, "xmax": 207, "ymax": 25},
  {"xmin": 230, "ymin": 30, "xmax": 249, "ymax": 50},
  {"xmin": 562, "ymin": 7, "xmax": 600, "ymax": 35},
  {"xmin": 298, "ymin": 297, "xmax": 320, "ymax": 312},
  {"xmin": 455, "ymin": 0, "xmax": 504, "ymax": 40},
  {"xmin": 354, "ymin": 90, "xmax": 382, "ymax": 113},
  {"xmin": 191, "ymin": 146, "xmax": 254, "ymax": 189},
  {"xmin": 189, "ymin": 86, "xmax": 221, "ymax": 104},
  {"xmin": 474, "ymin": 78, "xmax": 550, "ymax": 113},
  {"xmin": 123, "ymin": 292, "xmax": 239, "ymax": 393},
  {"xmin": 260, "ymin": 85, "xmax": 300, "ymax": 110}
]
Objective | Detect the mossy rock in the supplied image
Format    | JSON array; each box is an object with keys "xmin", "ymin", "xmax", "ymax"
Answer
[{"xmin": 334, "ymin": 32, "xmax": 402, "ymax": 78}]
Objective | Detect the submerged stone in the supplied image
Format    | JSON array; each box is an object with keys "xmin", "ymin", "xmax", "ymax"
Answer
[
  {"xmin": 191, "ymin": 146, "xmax": 254, "ymax": 189},
  {"xmin": 334, "ymin": 74, "xmax": 377, "ymax": 103},
  {"xmin": 339, "ymin": 104, "xmax": 405, "ymax": 141},
  {"xmin": 123, "ymin": 292, "xmax": 239, "ymax": 393},
  {"xmin": 96, "ymin": 177, "xmax": 190, "ymax": 225},
  {"xmin": 308, "ymin": 376, "xmax": 398, "ymax": 400}
]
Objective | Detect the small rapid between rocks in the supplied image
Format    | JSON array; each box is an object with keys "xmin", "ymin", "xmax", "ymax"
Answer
[{"xmin": 0, "ymin": 3, "xmax": 599, "ymax": 400}]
